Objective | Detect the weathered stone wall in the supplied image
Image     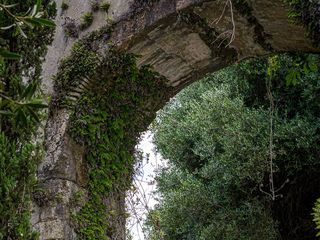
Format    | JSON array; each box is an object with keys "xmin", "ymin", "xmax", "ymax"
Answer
[
  {"xmin": 34, "ymin": 0, "xmax": 320, "ymax": 239},
  {"xmin": 33, "ymin": 2, "xmax": 133, "ymax": 238}
]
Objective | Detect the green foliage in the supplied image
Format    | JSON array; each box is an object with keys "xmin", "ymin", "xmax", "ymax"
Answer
[
  {"xmin": 147, "ymin": 54, "xmax": 320, "ymax": 239},
  {"xmin": 91, "ymin": 1, "xmax": 110, "ymax": 13},
  {"xmin": 53, "ymin": 40, "xmax": 100, "ymax": 106},
  {"xmin": 67, "ymin": 58, "xmax": 168, "ymax": 237},
  {"xmin": 284, "ymin": 0, "xmax": 320, "ymax": 45},
  {"xmin": 0, "ymin": 0, "xmax": 55, "ymax": 59},
  {"xmin": 313, "ymin": 198, "xmax": 320, "ymax": 237},
  {"xmin": 235, "ymin": 54, "xmax": 320, "ymax": 119},
  {"xmin": 1, "ymin": 0, "xmax": 56, "ymax": 132},
  {"xmin": 0, "ymin": 0, "xmax": 56, "ymax": 238},
  {"xmin": 267, "ymin": 54, "xmax": 318, "ymax": 86},
  {"xmin": 80, "ymin": 12, "xmax": 94, "ymax": 30},
  {"xmin": 72, "ymin": 193, "xmax": 110, "ymax": 240},
  {"xmin": 0, "ymin": 48, "xmax": 20, "ymax": 59},
  {"xmin": 53, "ymin": 27, "xmax": 170, "ymax": 238},
  {"xmin": 0, "ymin": 133, "xmax": 40, "ymax": 239},
  {"xmin": 0, "ymin": 81, "xmax": 47, "ymax": 133},
  {"xmin": 146, "ymin": 169, "xmax": 278, "ymax": 240},
  {"xmin": 100, "ymin": 2, "xmax": 110, "ymax": 12}
]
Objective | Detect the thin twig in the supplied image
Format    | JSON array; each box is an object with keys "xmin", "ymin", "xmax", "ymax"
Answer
[
  {"xmin": 260, "ymin": 76, "xmax": 289, "ymax": 201},
  {"xmin": 211, "ymin": 0, "xmax": 236, "ymax": 47}
]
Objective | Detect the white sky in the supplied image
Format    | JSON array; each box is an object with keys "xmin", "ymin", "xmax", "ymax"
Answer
[{"xmin": 126, "ymin": 131, "xmax": 166, "ymax": 240}]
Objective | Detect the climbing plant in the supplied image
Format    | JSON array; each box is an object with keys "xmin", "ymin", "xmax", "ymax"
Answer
[{"xmin": 52, "ymin": 27, "xmax": 171, "ymax": 239}]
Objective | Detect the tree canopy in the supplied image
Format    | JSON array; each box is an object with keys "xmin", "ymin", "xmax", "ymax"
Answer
[{"xmin": 146, "ymin": 54, "xmax": 320, "ymax": 240}]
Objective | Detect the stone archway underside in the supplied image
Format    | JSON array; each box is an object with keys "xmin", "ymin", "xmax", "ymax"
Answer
[{"xmin": 33, "ymin": 0, "xmax": 319, "ymax": 239}]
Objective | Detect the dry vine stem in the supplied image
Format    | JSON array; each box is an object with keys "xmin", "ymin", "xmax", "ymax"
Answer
[
  {"xmin": 259, "ymin": 76, "xmax": 289, "ymax": 200},
  {"xmin": 126, "ymin": 144, "xmax": 164, "ymax": 240},
  {"xmin": 211, "ymin": 0, "xmax": 236, "ymax": 47}
]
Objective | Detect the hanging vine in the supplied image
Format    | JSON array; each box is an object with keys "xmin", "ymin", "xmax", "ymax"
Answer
[{"xmin": 259, "ymin": 56, "xmax": 289, "ymax": 201}]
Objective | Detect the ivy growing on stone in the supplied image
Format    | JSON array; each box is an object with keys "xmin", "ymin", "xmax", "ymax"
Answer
[{"xmin": 53, "ymin": 27, "xmax": 172, "ymax": 239}]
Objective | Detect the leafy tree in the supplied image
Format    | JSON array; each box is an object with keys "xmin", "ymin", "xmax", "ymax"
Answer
[
  {"xmin": 146, "ymin": 54, "xmax": 320, "ymax": 240},
  {"xmin": 0, "ymin": 0, "xmax": 55, "ymax": 238}
]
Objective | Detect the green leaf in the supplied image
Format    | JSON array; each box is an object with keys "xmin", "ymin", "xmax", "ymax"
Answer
[
  {"xmin": 0, "ymin": 48, "xmax": 21, "ymax": 60},
  {"xmin": 309, "ymin": 61, "xmax": 318, "ymax": 72},
  {"xmin": 31, "ymin": 17, "xmax": 55, "ymax": 27},
  {"xmin": 36, "ymin": 0, "xmax": 42, "ymax": 13},
  {"xmin": 285, "ymin": 69, "xmax": 299, "ymax": 86},
  {"xmin": 22, "ymin": 17, "xmax": 41, "ymax": 27},
  {"xmin": 25, "ymin": 99, "xmax": 47, "ymax": 108},
  {"xmin": 0, "ymin": 110, "xmax": 13, "ymax": 115},
  {"xmin": 22, "ymin": 83, "xmax": 37, "ymax": 100},
  {"xmin": 26, "ymin": 106, "xmax": 40, "ymax": 123},
  {"xmin": 16, "ymin": 108, "xmax": 27, "ymax": 125}
]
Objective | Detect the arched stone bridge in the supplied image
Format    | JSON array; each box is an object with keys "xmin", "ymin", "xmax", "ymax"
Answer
[{"xmin": 33, "ymin": 0, "xmax": 320, "ymax": 239}]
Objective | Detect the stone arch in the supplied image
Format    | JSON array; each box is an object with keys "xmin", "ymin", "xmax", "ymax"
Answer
[{"xmin": 33, "ymin": 0, "xmax": 320, "ymax": 239}]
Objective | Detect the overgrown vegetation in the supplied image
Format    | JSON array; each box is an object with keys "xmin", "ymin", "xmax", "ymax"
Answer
[
  {"xmin": 0, "ymin": 0, "xmax": 55, "ymax": 239},
  {"xmin": 146, "ymin": 54, "xmax": 320, "ymax": 240},
  {"xmin": 0, "ymin": 0, "xmax": 319, "ymax": 239},
  {"xmin": 53, "ymin": 28, "xmax": 171, "ymax": 238}
]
